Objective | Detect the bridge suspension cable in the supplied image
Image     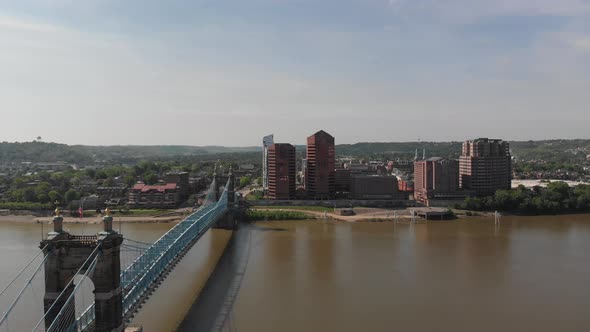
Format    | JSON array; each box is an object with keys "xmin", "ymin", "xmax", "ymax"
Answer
[
  {"xmin": 31, "ymin": 243, "xmax": 103, "ymax": 332},
  {"xmin": 123, "ymin": 238, "xmax": 153, "ymax": 247},
  {"xmin": 46, "ymin": 253, "xmax": 100, "ymax": 332},
  {"xmin": 0, "ymin": 251, "xmax": 49, "ymax": 328},
  {"xmin": 0, "ymin": 245, "xmax": 48, "ymax": 299}
]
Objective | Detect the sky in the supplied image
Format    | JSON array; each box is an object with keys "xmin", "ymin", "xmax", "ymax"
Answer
[{"xmin": 0, "ymin": 0, "xmax": 589, "ymax": 146}]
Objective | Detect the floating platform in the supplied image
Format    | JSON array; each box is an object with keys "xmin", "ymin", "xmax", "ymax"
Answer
[{"xmin": 417, "ymin": 211, "xmax": 455, "ymax": 220}]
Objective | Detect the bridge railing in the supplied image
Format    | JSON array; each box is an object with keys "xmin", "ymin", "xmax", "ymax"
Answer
[
  {"xmin": 120, "ymin": 204, "xmax": 217, "ymax": 289},
  {"xmin": 76, "ymin": 184, "xmax": 229, "ymax": 331},
  {"xmin": 122, "ymin": 203, "xmax": 224, "ymax": 313}
]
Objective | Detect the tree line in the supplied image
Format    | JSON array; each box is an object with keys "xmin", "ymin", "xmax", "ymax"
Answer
[{"xmin": 457, "ymin": 182, "xmax": 590, "ymax": 215}]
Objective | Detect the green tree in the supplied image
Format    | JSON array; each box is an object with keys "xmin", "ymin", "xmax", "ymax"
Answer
[
  {"xmin": 546, "ymin": 182, "xmax": 570, "ymax": 200},
  {"xmin": 37, "ymin": 171, "xmax": 51, "ymax": 182},
  {"xmin": 23, "ymin": 188, "xmax": 36, "ymax": 202},
  {"xmin": 48, "ymin": 191, "xmax": 62, "ymax": 204},
  {"xmin": 10, "ymin": 189, "xmax": 25, "ymax": 202},
  {"xmin": 65, "ymin": 189, "xmax": 80, "ymax": 203},
  {"xmin": 95, "ymin": 170, "xmax": 108, "ymax": 180},
  {"xmin": 37, "ymin": 193, "xmax": 49, "ymax": 203},
  {"xmin": 143, "ymin": 172, "xmax": 158, "ymax": 185},
  {"xmin": 103, "ymin": 177, "xmax": 115, "ymax": 187},
  {"xmin": 85, "ymin": 168, "xmax": 96, "ymax": 178},
  {"xmin": 239, "ymin": 176, "xmax": 251, "ymax": 189},
  {"xmin": 186, "ymin": 194, "xmax": 197, "ymax": 206},
  {"xmin": 574, "ymin": 185, "xmax": 590, "ymax": 209},
  {"xmin": 124, "ymin": 175, "xmax": 136, "ymax": 187}
]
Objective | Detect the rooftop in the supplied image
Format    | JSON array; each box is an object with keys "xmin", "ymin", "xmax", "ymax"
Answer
[{"xmin": 132, "ymin": 183, "xmax": 178, "ymax": 193}]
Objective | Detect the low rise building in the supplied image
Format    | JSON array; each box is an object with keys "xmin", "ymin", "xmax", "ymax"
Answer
[
  {"xmin": 128, "ymin": 183, "xmax": 179, "ymax": 209},
  {"xmin": 350, "ymin": 175, "xmax": 408, "ymax": 200},
  {"xmin": 390, "ymin": 159, "xmax": 414, "ymax": 175},
  {"xmin": 96, "ymin": 186, "xmax": 128, "ymax": 207},
  {"xmin": 238, "ymin": 164, "xmax": 256, "ymax": 171},
  {"xmin": 335, "ymin": 168, "xmax": 352, "ymax": 195},
  {"xmin": 189, "ymin": 176, "xmax": 207, "ymax": 193}
]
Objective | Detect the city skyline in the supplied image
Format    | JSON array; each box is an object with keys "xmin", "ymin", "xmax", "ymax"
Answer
[{"xmin": 1, "ymin": 0, "xmax": 589, "ymax": 145}]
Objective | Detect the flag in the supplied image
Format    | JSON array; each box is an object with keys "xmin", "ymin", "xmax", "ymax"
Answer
[{"xmin": 78, "ymin": 207, "xmax": 83, "ymax": 219}]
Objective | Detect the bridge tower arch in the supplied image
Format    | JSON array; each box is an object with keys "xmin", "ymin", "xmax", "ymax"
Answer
[
  {"xmin": 213, "ymin": 168, "xmax": 238, "ymax": 230},
  {"xmin": 40, "ymin": 209, "xmax": 124, "ymax": 332}
]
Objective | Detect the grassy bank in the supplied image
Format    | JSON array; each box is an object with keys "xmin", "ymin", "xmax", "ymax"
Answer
[
  {"xmin": 246, "ymin": 210, "xmax": 309, "ymax": 221},
  {"xmin": 252, "ymin": 205, "xmax": 333, "ymax": 213}
]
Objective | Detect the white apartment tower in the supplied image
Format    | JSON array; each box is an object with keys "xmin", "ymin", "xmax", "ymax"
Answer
[{"xmin": 262, "ymin": 134, "xmax": 274, "ymax": 192}]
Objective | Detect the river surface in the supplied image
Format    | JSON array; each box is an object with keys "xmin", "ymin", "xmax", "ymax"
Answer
[
  {"xmin": 1, "ymin": 215, "xmax": 590, "ymax": 331},
  {"xmin": 229, "ymin": 215, "xmax": 590, "ymax": 332}
]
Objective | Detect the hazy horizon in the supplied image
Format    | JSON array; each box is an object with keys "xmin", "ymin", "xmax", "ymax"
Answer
[
  {"xmin": 3, "ymin": 137, "xmax": 590, "ymax": 148},
  {"xmin": 1, "ymin": 0, "xmax": 589, "ymax": 146}
]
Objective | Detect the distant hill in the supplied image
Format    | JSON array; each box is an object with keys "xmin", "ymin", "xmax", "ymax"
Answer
[
  {"xmin": 0, "ymin": 140, "xmax": 588, "ymax": 163},
  {"xmin": 0, "ymin": 142, "xmax": 259, "ymax": 163},
  {"xmin": 336, "ymin": 142, "xmax": 462, "ymax": 159},
  {"xmin": 337, "ymin": 140, "xmax": 590, "ymax": 161},
  {"xmin": 69, "ymin": 145, "xmax": 259, "ymax": 161},
  {"xmin": 0, "ymin": 142, "xmax": 92, "ymax": 163}
]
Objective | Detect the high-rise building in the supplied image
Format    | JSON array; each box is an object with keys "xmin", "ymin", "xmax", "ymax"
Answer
[
  {"xmin": 164, "ymin": 171, "xmax": 190, "ymax": 200},
  {"xmin": 459, "ymin": 138, "xmax": 511, "ymax": 196},
  {"xmin": 414, "ymin": 157, "xmax": 460, "ymax": 205},
  {"xmin": 268, "ymin": 143, "xmax": 296, "ymax": 200},
  {"xmin": 262, "ymin": 134, "xmax": 274, "ymax": 192},
  {"xmin": 305, "ymin": 130, "xmax": 335, "ymax": 199}
]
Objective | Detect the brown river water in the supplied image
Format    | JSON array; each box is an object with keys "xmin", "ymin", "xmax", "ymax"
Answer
[{"xmin": 1, "ymin": 215, "xmax": 590, "ymax": 332}]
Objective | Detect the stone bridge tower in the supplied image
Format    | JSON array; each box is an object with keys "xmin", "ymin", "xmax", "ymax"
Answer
[
  {"xmin": 213, "ymin": 167, "xmax": 235, "ymax": 203},
  {"xmin": 213, "ymin": 167, "xmax": 238, "ymax": 230},
  {"xmin": 40, "ymin": 209, "xmax": 124, "ymax": 332}
]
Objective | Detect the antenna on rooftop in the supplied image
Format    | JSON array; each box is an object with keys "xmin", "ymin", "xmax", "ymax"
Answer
[{"xmin": 423, "ymin": 148, "xmax": 426, "ymax": 160}]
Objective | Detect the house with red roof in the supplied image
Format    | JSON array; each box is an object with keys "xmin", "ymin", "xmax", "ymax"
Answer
[{"xmin": 128, "ymin": 182, "xmax": 180, "ymax": 208}]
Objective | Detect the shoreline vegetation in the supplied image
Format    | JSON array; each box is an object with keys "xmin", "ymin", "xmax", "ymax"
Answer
[{"xmin": 455, "ymin": 182, "xmax": 590, "ymax": 215}]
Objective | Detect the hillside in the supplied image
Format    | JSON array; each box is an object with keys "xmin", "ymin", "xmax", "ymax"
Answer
[
  {"xmin": 0, "ymin": 142, "xmax": 259, "ymax": 163},
  {"xmin": 0, "ymin": 140, "xmax": 588, "ymax": 163}
]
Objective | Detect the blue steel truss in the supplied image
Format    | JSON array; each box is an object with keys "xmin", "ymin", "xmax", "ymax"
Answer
[{"xmin": 76, "ymin": 178, "xmax": 230, "ymax": 331}]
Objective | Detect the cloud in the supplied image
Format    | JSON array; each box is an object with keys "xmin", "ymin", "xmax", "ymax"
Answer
[
  {"xmin": 0, "ymin": 1, "xmax": 589, "ymax": 145},
  {"xmin": 0, "ymin": 15, "xmax": 62, "ymax": 32},
  {"xmin": 572, "ymin": 37, "xmax": 590, "ymax": 52},
  {"xmin": 386, "ymin": 0, "xmax": 590, "ymax": 24}
]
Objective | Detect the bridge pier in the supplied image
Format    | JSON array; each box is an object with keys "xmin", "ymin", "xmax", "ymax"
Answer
[
  {"xmin": 213, "ymin": 168, "xmax": 239, "ymax": 230},
  {"xmin": 94, "ymin": 227, "xmax": 124, "ymax": 332},
  {"xmin": 40, "ymin": 209, "xmax": 124, "ymax": 332},
  {"xmin": 213, "ymin": 210, "xmax": 238, "ymax": 230}
]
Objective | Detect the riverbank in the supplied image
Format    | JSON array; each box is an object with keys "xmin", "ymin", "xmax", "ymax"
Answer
[
  {"xmin": 0, "ymin": 214, "xmax": 185, "ymax": 224},
  {"xmin": 250, "ymin": 206, "xmax": 470, "ymax": 222}
]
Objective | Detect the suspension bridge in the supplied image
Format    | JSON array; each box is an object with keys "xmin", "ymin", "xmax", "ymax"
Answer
[{"xmin": 0, "ymin": 171, "xmax": 238, "ymax": 332}]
